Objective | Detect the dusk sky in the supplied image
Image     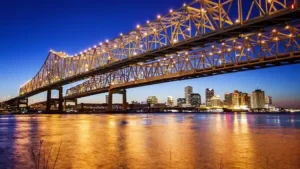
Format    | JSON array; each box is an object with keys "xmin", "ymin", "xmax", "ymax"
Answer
[{"xmin": 0, "ymin": 0, "xmax": 300, "ymax": 108}]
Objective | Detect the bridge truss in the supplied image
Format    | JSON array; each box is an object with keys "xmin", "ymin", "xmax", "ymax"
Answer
[
  {"xmin": 65, "ymin": 23, "xmax": 300, "ymax": 99},
  {"xmin": 18, "ymin": 0, "xmax": 299, "ymax": 99}
]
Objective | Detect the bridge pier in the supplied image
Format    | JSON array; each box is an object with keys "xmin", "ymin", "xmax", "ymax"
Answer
[
  {"xmin": 17, "ymin": 97, "xmax": 28, "ymax": 112},
  {"xmin": 64, "ymin": 99, "xmax": 78, "ymax": 111},
  {"xmin": 46, "ymin": 87, "xmax": 63, "ymax": 113},
  {"xmin": 108, "ymin": 89, "xmax": 127, "ymax": 112}
]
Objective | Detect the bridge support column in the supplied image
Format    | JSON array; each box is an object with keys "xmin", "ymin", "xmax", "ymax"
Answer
[
  {"xmin": 107, "ymin": 89, "xmax": 127, "ymax": 112},
  {"xmin": 58, "ymin": 87, "xmax": 63, "ymax": 112},
  {"xmin": 46, "ymin": 89, "xmax": 51, "ymax": 113},
  {"xmin": 64, "ymin": 99, "xmax": 78, "ymax": 111},
  {"xmin": 16, "ymin": 97, "xmax": 28, "ymax": 112},
  {"xmin": 122, "ymin": 89, "xmax": 127, "ymax": 111},
  {"xmin": 108, "ymin": 91, "xmax": 113, "ymax": 112},
  {"xmin": 46, "ymin": 87, "xmax": 64, "ymax": 113}
]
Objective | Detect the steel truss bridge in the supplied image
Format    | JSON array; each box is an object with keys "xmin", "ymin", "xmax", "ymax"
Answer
[{"xmin": 3, "ymin": 0, "xmax": 300, "ymax": 112}]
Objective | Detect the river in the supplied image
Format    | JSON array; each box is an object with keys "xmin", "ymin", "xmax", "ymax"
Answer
[{"xmin": 0, "ymin": 113, "xmax": 299, "ymax": 169}]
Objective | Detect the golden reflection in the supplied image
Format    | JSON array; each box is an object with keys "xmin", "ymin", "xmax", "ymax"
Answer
[{"xmin": 232, "ymin": 113, "xmax": 253, "ymax": 168}]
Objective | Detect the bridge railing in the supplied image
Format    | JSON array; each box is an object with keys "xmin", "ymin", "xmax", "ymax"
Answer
[
  {"xmin": 66, "ymin": 23, "xmax": 300, "ymax": 98},
  {"xmin": 20, "ymin": 0, "xmax": 298, "ymax": 96}
]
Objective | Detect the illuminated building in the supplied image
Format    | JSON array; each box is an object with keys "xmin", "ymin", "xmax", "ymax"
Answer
[
  {"xmin": 240, "ymin": 93, "xmax": 249, "ymax": 109},
  {"xmin": 224, "ymin": 93, "xmax": 232, "ymax": 108},
  {"xmin": 177, "ymin": 98, "xmax": 186, "ymax": 107},
  {"xmin": 265, "ymin": 96, "xmax": 272, "ymax": 105},
  {"xmin": 232, "ymin": 90, "xmax": 241, "ymax": 108},
  {"xmin": 231, "ymin": 90, "xmax": 249, "ymax": 109},
  {"xmin": 206, "ymin": 88, "xmax": 214, "ymax": 107},
  {"xmin": 185, "ymin": 86, "xmax": 193, "ymax": 104},
  {"xmin": 147, "ymin": 96, "xmax": 158, "ymax": 105},
  {"xmin": 211, "ymin": 95, "xmax": 222, "ymax": 108},
  {"xmin": 251, "ymin": 89, "xmax": 265, "ymax": 109},
  {"xmin": 190, "ymin": 93, "xmax": 201, "ymax": 107},
  {"xmin": 167, "ymin": 96, "xmax": 174, "ymax": 107}
]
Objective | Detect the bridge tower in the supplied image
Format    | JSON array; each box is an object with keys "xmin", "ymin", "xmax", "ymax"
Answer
[
  {"xmin": 108, "ymin": 89, "xmax": 127, "ymax": 112},
  {"xmin": 46, "ymin": 86, "xmax": 63, "ymax": 113}
]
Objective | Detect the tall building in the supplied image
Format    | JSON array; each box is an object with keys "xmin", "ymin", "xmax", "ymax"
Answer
[
  {"xmin": 167, "ymin": 96, "xmax": 174, "ymax": 107},
  {"xmin": 147, "ymin": 96, "xmax": 158, "ymax": 105},
  {"xmin": 177, "ymin": 98, "xmax": 186, "ymax": 107},
  {"xmin": 211, "ymin": 95, "xmax": 222, "ymax": 108},
  {"xmin": 190, "ymin": 93, "xmax": 201, "ymax": 107},
  {"xmin": 240, "ymin": 93, "xmax": 249, "ymax": 108},
  {"xmin": 232, "ymin": 90, "xmax": 241, "ymax": 108},
  {"xmin": 206, "ymin": 88, "xmax": 214, "ymax": 107},
  {"xmin": 224, "ymin": 93, "xmax": 232, "ymax": 108},
  {"xmin": 265, "ymin": 96, "xmax": 272, "ymax": 105},
  {"xmin": 251, "ymin": 89, "xmax": 265, "ymax": 109},
  {"xmin": 185, "ymin": 86, "xmax": 193, "ymax": 104}
]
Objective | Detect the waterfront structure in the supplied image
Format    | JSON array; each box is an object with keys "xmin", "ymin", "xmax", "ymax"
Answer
[
  {"xmin": 177, "ymin": 98, "xmax": 186, "ymax": 107},
  {"xmin": 147, "ymin": 96, "xmax": 158, "ymax": 105},
  {"xmin": 251, "ymin": 89, "xmax": 265, "ymax": 109},
  {"xmin": 224, "ymin": 93, "xmax": 232, "ymax": 108},
  {"xmin": 240, "ymin": 93, "xmax": 249, "ymax": 109},
  {"xmin": 185, "ymin": 86, "xmax": 193, "ymax": 104},
  {"xmin": 167, "ymin": 96, "xmax": 174, "ymax": 107},
  {"xmin": 190, "ymin": 93, "xmax": 201, "ymax": 107},
  {"xmin": 265, "ymin": 96, "xmax": 272, "ymax": 105},
  {"xmin": 206, "ymin": 88, "xmax": 214, "ymax": 107},
  {"xmin": 232, "ymin": 90, "xmax": 241, "ymax": 108},
  {"xmin": 4, "ymin": 1, "xmax": 299, "ymax": 112},
  {"xmin": 211, "ymin": 95, "xmax": 222, "ymax": 108},
  {"xmin": 105, "ymin": 95, "xmax": 108, "ymax": 104}
]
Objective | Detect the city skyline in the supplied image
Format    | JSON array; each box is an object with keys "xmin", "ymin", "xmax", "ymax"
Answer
[{"xmin": 1, "ymin": 0, "xmax": 300, "ymax": 109}]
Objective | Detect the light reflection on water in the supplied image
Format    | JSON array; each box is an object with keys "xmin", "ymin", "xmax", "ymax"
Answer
[{"xmin": 0, "ymin": 113, "xmax": 299, "ymax": 169}]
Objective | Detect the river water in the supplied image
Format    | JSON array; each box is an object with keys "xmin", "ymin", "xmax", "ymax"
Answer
[{"xmin": 0, "ymin": 113, "xmax": 299, "ymax": 169}]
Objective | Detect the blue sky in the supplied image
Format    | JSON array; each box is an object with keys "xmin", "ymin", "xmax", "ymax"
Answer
[{"xmin": 0, "ymin": 0, "xmax": 299, "ymax": 108}]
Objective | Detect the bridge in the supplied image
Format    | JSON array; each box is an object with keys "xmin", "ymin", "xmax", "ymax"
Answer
[{"xmin": 3, "ymin": 0, "xmax": 300, "ymax": 112}]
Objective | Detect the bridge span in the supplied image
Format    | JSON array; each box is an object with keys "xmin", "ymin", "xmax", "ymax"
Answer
[{"xmin": 3, "ymin": 0, "xmax": 300, "ymax": 112}]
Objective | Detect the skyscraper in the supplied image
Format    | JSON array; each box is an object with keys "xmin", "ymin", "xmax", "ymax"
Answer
[
  {"xmin": 265, "ymin": 96, "xmax": 272, "ymax": 105},
  {"xmin": 211, "ymin": 95, "xmax": 222, "ymax": 108},
  {"xmin": 240, "ymin": 93, "xmax": 249, "ymax": 108},
  {"xmin": 224, "ymin": 93, "xmax": 232, "ymax": 108},
  {"xmin": 185, "ymin": 86, "xmax": 193, "ymax": 104},
  {"xmin": 167, "ymin": 96, "xmax": 174, "ymax": 107},
  {"xmin": 177, "ymin": 98, "xmax": 186, "ymax": 107},
  {"xmin": 206, "ymin": 88, "xmax": 214, "ymax": 107},
  {"xmin": 251, "ymin": 89, "xmax": 265, "ymax": 109},
  {"xmin": 147, "ymin": 96, "xmax": 158, "ymax": 105},
  {"xmin": 190, "ymin": 93, "xmax": 201, "ymax": 107},
  {"xmin": 232, "ymin": 90, "xmax": 241, "ymax": 108}
]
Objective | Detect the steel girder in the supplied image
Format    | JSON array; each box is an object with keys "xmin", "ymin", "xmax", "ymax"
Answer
[
  {"xmin": 17, "ymin": 0, "xmax": 298, "ymax": 99},
  {"xmin": 65, "ymin": 23, "xmax": 300, "ymax": 99}
]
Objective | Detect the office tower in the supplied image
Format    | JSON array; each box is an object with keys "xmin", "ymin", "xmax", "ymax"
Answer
[
  {"xmin": 211, "ymin": 95, "xmax": 222, "ymax": 108},
  {"xmin": 167, "ymin": 96, "xmax": 174, "ymax": 107},
  {"xmin": 232, "ymin": 90, "xmax": 241, "ymax": 108},
  {"xmin": 240, "ymin": 93, "xmax": 249, "ymax": 108},
  {"xmin": 206, "ymin": 88, "xmax": 214, "ymax": 107},
  {"xmin": 224, "ymin": 93, "xmax": 232, "ymax": 108},
  {"xmin": 177, "ymin": 98, "xmax": 186, "ymax": 107},
  {"xmin": 190, "ymin": 93, "xmax": 201, "ymax": 107},
  {"xmin": 251, "ymin": 89, "xmax": 265, "ymax": 109},
  {"xmin": 185, "ymin": 86, "xmax": 193, "ymax": 104},
  {"xmin": 147, "ymin": 96, "xmax": 158, "ymax": 105},
  {"xmin": 265, "ymin": 96, "xmax": 272, "ymax": 105}
]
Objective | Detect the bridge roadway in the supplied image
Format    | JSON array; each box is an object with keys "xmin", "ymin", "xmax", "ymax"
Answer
[{"xmin": 4, "ymin": 0, "xmax": 300, "ymax": 110}]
